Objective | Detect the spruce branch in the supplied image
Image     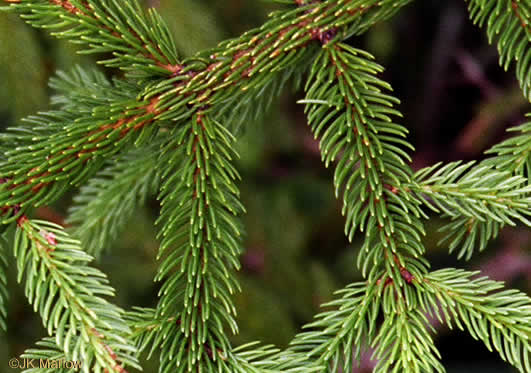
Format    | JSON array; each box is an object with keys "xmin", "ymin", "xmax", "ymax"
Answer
[
  {"xmin": 485, "ymin": 113, "xmax": 531, "ymax": 176},
  {"xmin": 66, "ymin": 144, "xmax": 160, "ymax": 257},
  {"xmin": 271, "ymin": 278, "xmax": 435, "ymax": 372},
  {"xmin": 126, "ymin": 308, "xmax": 285, "ymax": 372},
  {"xmin": 0, "ymin": 1, "xmax": 529, "ymax": 372},
  {"xmin": 2, "ymin": 0, "xmax": 181, "ymax": 77},
  {"xmin": 48, "ymin": 66, "xmax": 135, "ymax": 114},
  {"xmin": 216, "ymin": 64, "xmax": 303, "ymax": 133},
  {"xmin": 285, "ymin": 281, "xmax": 378, "ymax": 372},
  {"xmin": 1, "ymin": 0, "xmax": 416, "ymax": 112},
  {"xmin": 466, "ymin": 0, "xmax": 531, "ymax": 101},
  {"xmin": 0, "ymin": 0, "xmax": 415, "ymax": 227},
  {"xmin": 126, "ymin": 307, "xmax": 175, "ymax": 355},
  {"xmin": 232, "ymin": 342, "xmax": 296, "ymax": 373},
  {"xmin": 14, "ymin": 218, "xmax": 139, "ymax": 372},
  {"xmin": 0, "ymin": 94, "xmax": 161, "ymax": 224},
  {"xmin": 153, "ymin": 112, "xmax": 244, "ymax": 371},
  {"xmin": 371, "ymin": 307, "xmax": 443, "ymax": 373},
  {"xmin": 409, "ymin": 161, "xmax": 531, "ymax": 259},
  {"xmin": 407, "ymin": 113, "xmax": 531, "ymax": 260},
  {"xmin": 302, "ymin": 42, "xmax": 428, "ymax": 286},
  {"xmin": 423, "ymin": 268, "xmax": 531, "ymax": 373},
  {"xmin": 147, "ymin": 0, "xmax": 414, "ymax": 123},
  {"xmin": 127, "ymin": 310, "xmax": 270, "ymax": 373}
]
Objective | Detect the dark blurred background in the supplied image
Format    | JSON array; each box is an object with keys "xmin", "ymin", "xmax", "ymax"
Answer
[{"xmin": 0, "ymin": 1, "xmax": 529, "ymax": 372}]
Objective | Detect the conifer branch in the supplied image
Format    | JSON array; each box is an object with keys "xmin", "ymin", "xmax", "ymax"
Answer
[
  {"xmin": 153, "ymin": 112, "xmax": 244, "ymax": 371},
  {"xmin": 302, "ymin": 42, "xmax": 428, "ymax": 286},
  {"xmin": 2, "ymin": 0, "xmax": 181, "ymax": 77},
  {"xmin": 285, "ymin": 281, "xmax": 378, "ymax": 372},
  {"xmin": 0, "ymin": 0, "xmax": 416, "ymax": 224},
  {"xmin": 0, "ymin": 1, "xmax": 529, "ymax": 372},
  {"xmin": 371, "ymin": 307, "xmax": 443, "ymax": 373},
  {"xmin": 125, "ymin": 307, "xmax": 174, "ymax": 355},
  {"xmin": 67, "ymin": 144, "xmax": 160, "ymax": 257},
  {"xmin": 485, "ymin": 113, "xmax": 531, "ymax": 176},
  {"xmin": 127, "ymin": 308, "xmax": 284, "ymax": 372},
  {"xmin": 216, "ymin": 64, "xmax": 302, "ymax": 133},
  {"xmin": 403, "ymin": 111, "xmax": 531, "ymax": 261},
  {"xmin": 49, "ymin": 66, "xmax": 135, "ymax": 114},
  {"xmin": 466, "ymin": 0, "xmax": 531, "ymax": 101},
  {"xmin": 409, "ymin": 161, "xmax": 531, "ymax": 259},
  {"xmin": 147, "ymin": 0, "xmax": 414, "ymax": 122},
  {"xmin": 0, "ymin": 0, "xmax": 414, "ymax": 226},
  {"xmin": 423, "ymin": 268, "xmax": 531, "ymax": 373},
  {"xmin": 0, "ymin": 94, "xmax": 161, "ymax": 224},
  {"xmin": 269, "ymin": 278, "xmax": 435, "ymax": 372},
  {"xmin": 14, "ymin": 218, "xmax": 139, "ymax": 372},
  {"xmin": 408, "ymin": 112, "xmax": 531, "ymax": 260}
]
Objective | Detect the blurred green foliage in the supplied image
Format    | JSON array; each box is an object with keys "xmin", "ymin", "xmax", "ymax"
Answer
[
  {"xmin": 0, "ymin": 14, "xmax": 47, "ymax": 121},
  {"xmin": 0, "ymin": 1, "xmax": 528, "ymax": 372}
]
